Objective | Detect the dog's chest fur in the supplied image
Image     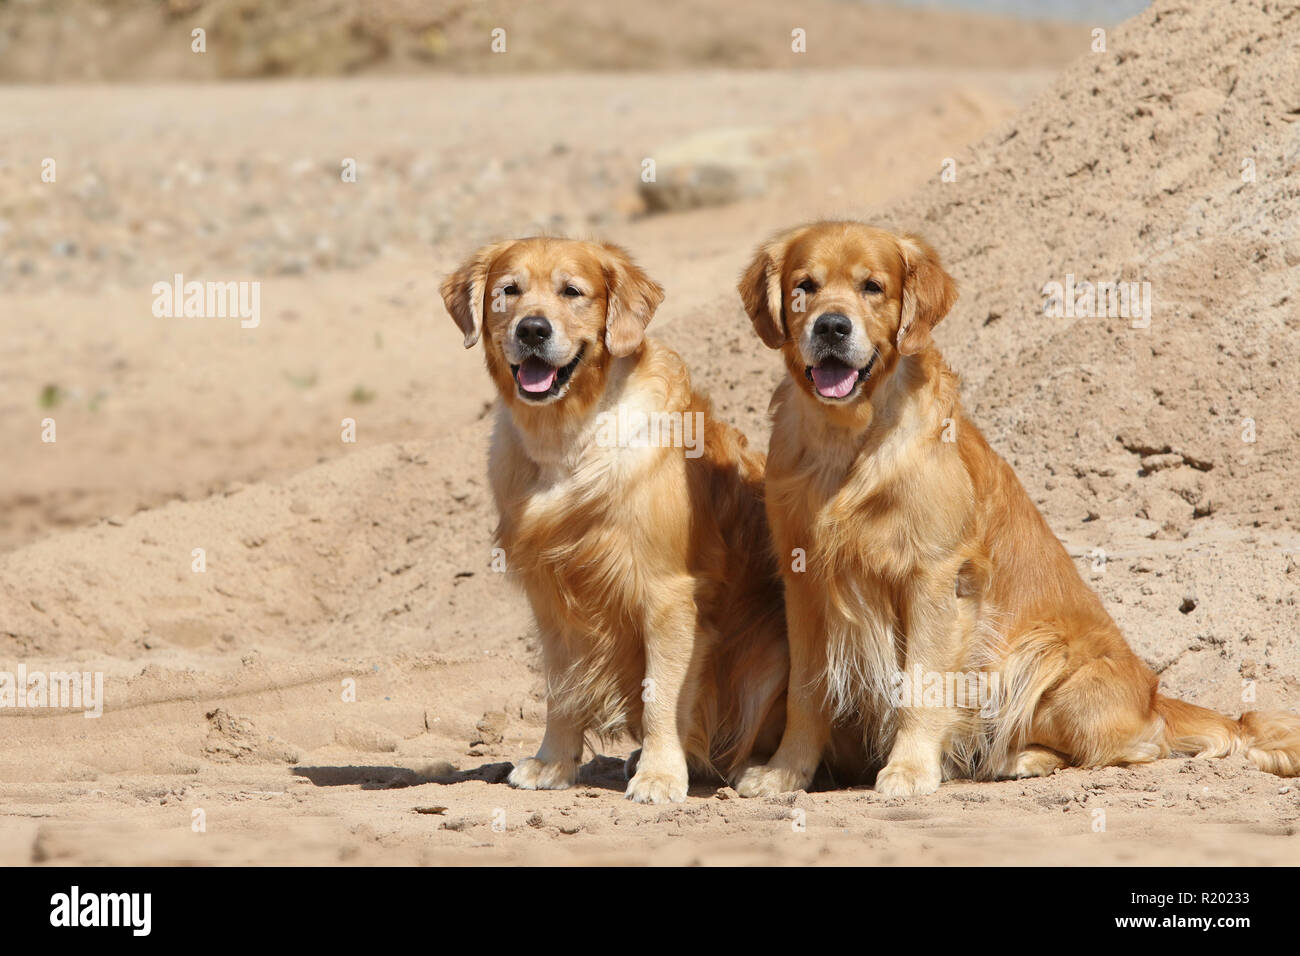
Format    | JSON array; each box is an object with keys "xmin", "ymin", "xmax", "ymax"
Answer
[
  {"xmin": 487, "ymin": 363, "xmax": 693, "ymax": 731},
  {"xmin": 497, "ymin": 386, "xmax": 674, "ymax": 591},
  {"xmin": 771, "ymin": 371, "xmax": 968, "ymax": 590},
  {"xmin": 768, "ymin": 368, "xmax": 972, "ymax": 725}
]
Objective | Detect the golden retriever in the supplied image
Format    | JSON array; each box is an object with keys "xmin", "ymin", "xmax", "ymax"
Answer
[
  {"xmin": 440, "ymin": 236, "xmax": 788, "ymax": 803},
  {"xmin": 734, "ymin": 220, "xmax": 1300, "ymax": 798}
]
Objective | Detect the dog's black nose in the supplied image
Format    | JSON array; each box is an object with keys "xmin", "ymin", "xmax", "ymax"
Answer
[
  {"xmin": 812, "ymin": 313, "xmax": 852, "ymax": 341},
  {"xmin": 515, "ymin": 315, "xmax": 552, "ymax": 346}
]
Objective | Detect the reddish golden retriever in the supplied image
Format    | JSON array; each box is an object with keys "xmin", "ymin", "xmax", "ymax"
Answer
[
  {"xmin": 441, "ymin": 237, "xmax": 788, "ymax": 803},
  {"xmin": 735, "ymin": 220, "xmax": 1300, "ymax": 797}
]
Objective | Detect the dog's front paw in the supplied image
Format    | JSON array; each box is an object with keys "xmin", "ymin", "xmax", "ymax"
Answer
[
  {"xmin": 508, "ymin": 757, "xmax": 577, "ymax": 791},
  {"xmin": 625, "ymin": 769, "xmax": 687, "ymax": 804},
  {"xmin": 874, "ymin": 760, "xmax": 941, "ymax": 798},
  {"xmin": 734, "ymin": 762, "xmax": 813, "ymax": 798}
]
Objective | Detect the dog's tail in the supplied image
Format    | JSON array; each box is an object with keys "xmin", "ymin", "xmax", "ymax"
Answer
[{"xmin": 1155, "ymin": 695, "xmax": 1300, "ymax": 776}]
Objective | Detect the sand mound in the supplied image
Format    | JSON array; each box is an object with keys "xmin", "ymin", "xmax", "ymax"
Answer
[{"xmin": 880, "ymin": 0, "xmax": 1300, "ymax": 538}]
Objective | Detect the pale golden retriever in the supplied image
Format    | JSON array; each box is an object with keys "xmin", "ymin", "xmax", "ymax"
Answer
[
  {"xmin": 734, "ymin": 220, "xmax": 1300, "ymax": 798},
  {"xmin": 440, "ymin": 236, "xmax": 788, "ymax": 803}
]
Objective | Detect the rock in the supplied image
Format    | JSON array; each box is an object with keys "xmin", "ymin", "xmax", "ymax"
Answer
[
  {"xmin": 1136, "ymin": 487, "xmax": 1191, "ymax": 539},
  {"xmin": 471, "ymin": 710, "xmax": 507, "ymax": 746},
  {"xmin": 202, "ymin": 709, "xmax": 299, "ymax": 764},
  {"xmin": 639, "ymin": 127, "xmax": 807, "ymax": 213},
  {"xmin": 1139, "ymin": 452, "xmax": 1184, "ymax": 474}
]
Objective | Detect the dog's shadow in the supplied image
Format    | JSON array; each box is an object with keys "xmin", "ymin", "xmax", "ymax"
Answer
[
  {"xmin": 291, "ymin": 754, "xmax": 633, "ymax": 793},
  {"xmin": 290, "ymin": 764, "xmax": 477, "ymax": 790},
  {"xmin": 293, "ymin": 754, "xmax": 861, "ymax": 798},
  {"xmin": 292, "ymin": 754, "xmax": 858, "ymax": 797}
]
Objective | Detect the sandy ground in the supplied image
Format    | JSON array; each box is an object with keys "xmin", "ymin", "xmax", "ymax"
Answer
[
  {"xmin": 0, "ymin": 0, "xmax": 1089, "ymax": 81},
  {"xmin": 3, "ymin": 0, "xmax": 1300, "ymax": 865}
]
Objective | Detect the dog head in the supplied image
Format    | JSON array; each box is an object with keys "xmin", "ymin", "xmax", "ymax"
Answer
[
  {"xmin": 739, "ymin": 221, "xmax": 956, "ymax": 408},
  {"xmin": 440, "ymin": 237, "xmax": 664, "ymax": 413}
]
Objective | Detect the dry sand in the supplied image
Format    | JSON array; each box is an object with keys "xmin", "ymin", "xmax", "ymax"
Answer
[
  {"xmin": 0, "ymin": 0, "xmax": 1088, "ymax": 81},
  {"xmin": 2, "ymin": 0, "xmax": 1299, "ymax": 865}
]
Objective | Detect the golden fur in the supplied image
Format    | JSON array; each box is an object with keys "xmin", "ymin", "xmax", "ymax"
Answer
[
  {"xmin": 440, "ymin": 237, "xmax": 788, "ymax": 803},
  {"xmin": 735, "ymin": 220, "xmax": 1300, "ymax": 798}
]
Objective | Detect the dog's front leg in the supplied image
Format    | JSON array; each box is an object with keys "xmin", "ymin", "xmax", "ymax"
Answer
[
  {"xmin": 508, "ymin": 696, "xmax": 585, "ymax": 791},
  {"xmin": 875, "ymin": 572, "xmax": 968, "ymax": 798},
  {"xmin": 509, "ymin": 625, "xmax": 586, "ymax": 790},
  {"xmin": 875, "ymin": 707, "xmax": 951, "ymax": 798},
  {"xmin": 735, "ymin": 588, "xmax": 830, "ymax": 797},
  {"xmin": 625, "ymin": 597, "xmax": 700, "ymax": 804}
]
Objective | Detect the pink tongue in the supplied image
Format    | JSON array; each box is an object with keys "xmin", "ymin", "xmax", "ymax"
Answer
[
  {"xmin": 517, "ymin": 358, "xmax": 557, "ymax": 393},
  {"xmin": 811, "ymin": 362, "xmax": 859, "ymax": 398}
]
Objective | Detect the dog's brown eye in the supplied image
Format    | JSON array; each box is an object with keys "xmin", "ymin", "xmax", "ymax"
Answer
[
  {"xmin": 503, "ymin": 284, "xmax": 520, "ymax": 296},
  {"xmin": 862, "ymin": 279, "xmax": 883, "ymax": 295},
  {"xmin": 563, "ymin": 286, "xmax": 582, "ymax": 298},
  {"xmin": 795, "ymin": 278, "xmax": 817, "ymax": 294}
]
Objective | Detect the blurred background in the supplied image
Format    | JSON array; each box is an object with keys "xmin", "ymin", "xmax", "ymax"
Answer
[
  {"xmin": 0, "ymin": 0, "xmax": 1141, "ymax": 550},
  {"xmin": 1, "ymin": 0, "xmax": 1144, "ymax": 82}
]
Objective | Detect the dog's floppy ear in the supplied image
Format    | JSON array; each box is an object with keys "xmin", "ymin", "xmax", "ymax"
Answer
[
  {"xmin": 600, "ymin": 243, "xmax": 665, "ymax": 357},
  {"xmin": 440, "ymin": 241, "xmax": 511, "ymax": 349},
  {"xmin": 739, "ymin": 232, "xmax": 794, "ymax": 349},
  {"xmin": 896, "ymin": 233, "xmax": 957, "ymax": 356}
]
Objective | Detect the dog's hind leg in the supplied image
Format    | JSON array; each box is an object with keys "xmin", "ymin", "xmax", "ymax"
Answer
[
  {"xmin": 1009, "ymin": 745, "xmax": 1068, "ymax": 778},
  {"xmin": 1009, "ymin": 637, "xmax": 1165, "ymax": 771}
]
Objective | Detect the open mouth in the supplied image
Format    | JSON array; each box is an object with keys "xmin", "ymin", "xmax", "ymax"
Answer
[
  {"xmin": 805, "ymin": 352, "xmax": 878, "ymax": 400},
  {"xmin": 511, "ymin": 345, "xmax": 585, "ymax": 402}
]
